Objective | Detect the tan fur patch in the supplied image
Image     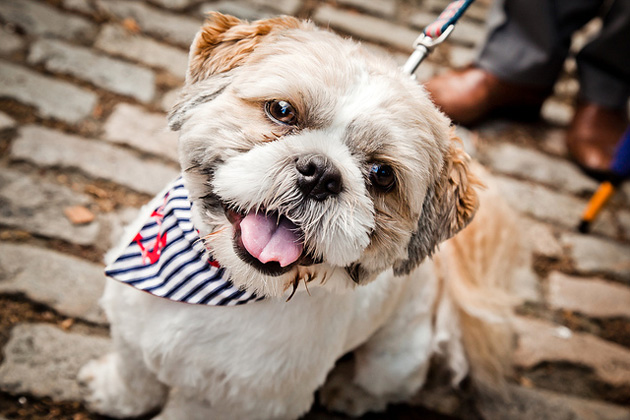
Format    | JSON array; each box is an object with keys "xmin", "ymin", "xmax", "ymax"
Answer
[
  {"xmin": 443, "ymin": 128, "xmax": 482, "ymax": 234},
  {"xmin": 188, "ymin": 12, "xmax": 309, "ymax": 82},
  {"xmin": 434, "ymin": 175, "xmax": 522, "ymax": 386}
]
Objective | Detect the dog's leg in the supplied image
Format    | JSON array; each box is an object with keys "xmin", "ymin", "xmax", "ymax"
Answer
[
  {"xmin": 79, "ymin": 334, "xmax": 168, "ymax": 418},
  {"xmin": 320, "ymin": 266, "xmax": 439, "ymax": 417}
]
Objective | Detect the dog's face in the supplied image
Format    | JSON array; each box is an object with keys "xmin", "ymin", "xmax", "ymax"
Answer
[{"xmin": 169, "ymin": 13, "xmax": 479, "ymax": 297}]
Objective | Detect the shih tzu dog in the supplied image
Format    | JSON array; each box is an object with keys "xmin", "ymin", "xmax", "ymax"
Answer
[{"xmin": 79, "ymin": 13, "xmax": 520, "ymax": 420}]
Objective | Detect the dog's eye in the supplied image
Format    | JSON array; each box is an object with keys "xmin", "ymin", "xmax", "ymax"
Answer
[
  {"xmin": 265, "ymin": 100, "xmax": 298, "ymax": 125},
  {"xmin": 369, "ymin": 163, "xmax": 396, "ymax": 192}
]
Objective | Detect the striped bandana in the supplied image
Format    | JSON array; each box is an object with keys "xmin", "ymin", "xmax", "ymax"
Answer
[{"xmin": 105, "ymin": 177, "xmax": 263, "ymax": 306}]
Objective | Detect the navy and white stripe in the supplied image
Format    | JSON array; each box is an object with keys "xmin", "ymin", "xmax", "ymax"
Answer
[{"xmin": 105, "ymin": 177, "xmax": 263, "ymax": 306}]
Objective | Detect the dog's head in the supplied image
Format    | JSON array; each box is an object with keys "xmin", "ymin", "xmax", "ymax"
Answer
[{"xmin": 169, "ymin": 13, "xmax": 479, "ymax": 297}]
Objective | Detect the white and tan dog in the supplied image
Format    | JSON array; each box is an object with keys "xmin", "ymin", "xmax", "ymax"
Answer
[{"xmin": 79, "ymin": 13, "xmax": 520, "ymax": 420}]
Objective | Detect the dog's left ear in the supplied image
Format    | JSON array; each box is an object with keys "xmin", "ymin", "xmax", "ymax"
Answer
[
  {"xmin": 187, "ymin": 12, "xmax": 307, "ymax": 83},
  {"xmin": 393, "ymin": 130, "xmax": 481, "ymax": 276}
]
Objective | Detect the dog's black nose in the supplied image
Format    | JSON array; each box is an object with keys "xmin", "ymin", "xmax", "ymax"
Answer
[{"xmin": 295, "ymin": 154, "xmax": 342, "ymax": 200}]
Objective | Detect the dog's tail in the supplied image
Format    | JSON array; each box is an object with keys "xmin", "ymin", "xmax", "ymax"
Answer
[{"xmin": 432, "ymin": 167, "xmax": 532, "ymax": 387}]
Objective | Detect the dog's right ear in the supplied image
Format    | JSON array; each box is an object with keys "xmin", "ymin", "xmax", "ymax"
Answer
[{"xmin": 187, "ymin": 12, "xmax": 306, "ymax": 83}]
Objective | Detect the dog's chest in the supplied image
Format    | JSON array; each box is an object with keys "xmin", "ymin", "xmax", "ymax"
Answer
[{"xmin": 113, "ymin": 273, "xmax": 404, "ymax": 397}]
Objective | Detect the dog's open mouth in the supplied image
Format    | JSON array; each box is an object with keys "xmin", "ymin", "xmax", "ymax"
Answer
[{"xmin": 226, "ymin": 208, "xmax": 315, "ymax": 276}]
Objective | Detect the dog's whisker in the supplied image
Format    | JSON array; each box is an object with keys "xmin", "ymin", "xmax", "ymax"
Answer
[{"xmin": 201, "ymin": 227, "xmax": 229, "ymax": 241}]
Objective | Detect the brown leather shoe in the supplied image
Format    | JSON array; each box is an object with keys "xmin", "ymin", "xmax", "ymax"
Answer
[
  {"xmin": 424, "ymin": 66, "xmax": 550, "ymax": 126},
  {"xmin": 566, "ymin": 101, "xmax": 628, "ymax": 178}
]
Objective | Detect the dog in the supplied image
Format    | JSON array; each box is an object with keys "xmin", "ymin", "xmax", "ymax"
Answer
[{"xmin": 79, "ymin": 13, "xmax": 520, "ymax": 419}]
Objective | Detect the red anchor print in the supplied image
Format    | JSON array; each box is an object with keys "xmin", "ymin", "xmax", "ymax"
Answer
[{"xmin": 134, "ymin": 194, "xmax": 169, "ymax": 265}]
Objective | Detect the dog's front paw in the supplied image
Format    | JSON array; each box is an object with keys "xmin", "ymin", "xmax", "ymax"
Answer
[
  {"xmin": 78, "ymin": 354, "xmax": 163, "ymax": 418},
  {"xmin": 319, "ymin": 363, "xmax": 387, "ymax": 417}
]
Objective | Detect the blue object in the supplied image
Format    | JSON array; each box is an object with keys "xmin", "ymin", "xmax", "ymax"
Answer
[{"xmin": 611, "ymin": 126, "xmax": 630, "ymax": 178}]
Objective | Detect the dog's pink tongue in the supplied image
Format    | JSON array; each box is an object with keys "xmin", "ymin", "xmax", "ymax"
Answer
[{"xmin": 240, "ymin": 212, "xmax": 303, "ymax": 267}]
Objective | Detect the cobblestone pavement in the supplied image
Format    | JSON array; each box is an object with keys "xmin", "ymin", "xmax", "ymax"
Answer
[{"xmin": 0, "ymin": 0, "xmax": 629, "ymax": 419}]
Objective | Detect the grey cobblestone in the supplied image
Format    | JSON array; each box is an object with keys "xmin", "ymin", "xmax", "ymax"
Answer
[
  {"xmin": 514, "ymin": 316, "xmax": 630, "ymax": 387},
  {"xmin": 95, "ymin": 24, "xmax": 189, "ymax": 80},
  {"xmin": 447, "ymin": 44, "xmax": 476, "ymax": 68},
  {"xmin": 0, "ymin": 60, "xmax": 98, "ymax": 124},
  {"xmin": 0, "ymin": 0, "xmax": 97, "ymax": 43},
  {"xmin": 492, "ymin": 175, "xmax": 617, "ymax": 237},
  {"xmin": 0, "ymin": 243, "xmax": 106, "ymax": 323},
  {"xmin": 0, "ymin": 111, "xmax": 16, "ymax": 130},
  {"xmin": 61, "ymin": 0, "xmax": 98, "ymax": 15},
  {"xmin": 408, "ymin": 11, "xmax": 437, "ymax": 32},
  {"xmin": 447, "ymin": 20, "xmax": 486, "ymax": 47},
  {"xmin": 250, "ymin": 0, "xmax": 303, "ymax": 16},
  {"xmin": 560, "ymin": 233, "xmax": 630, "ymax": 281},
  {"xmin": 0, "ymin": 25, "xmax": 24, "ymax": 55},
  {"xmin": 313, "ymin": 4, "xmax": 418, "ymax": 52},
  {"xmin": 337, "ymin": 0, "xmax": 397, "ymax": 18},
  {"xmin": 150, "ymin": 0, "xmax": 201, "ymax": 10},
  {"xmin": 547, "ymin": 272, "xmax": 630, "ymax": 318},
  {"xmin": 522, "ymin": 217, "xmax": 564, "ymax": 259},
  {"xmin": 541, "ymin": 98, "xmax": 575, "ymax": 126},
  {"xmin": 11, "ymin": 125, "xmax": 179, "ymax": 195},
  {"xmin": 28, "ymin": 39, "xmax": 156, "ymax": 103},
  {"xmin": 620, "ymin": 210, "xmax": 630, "ymax": 241},
  {"xmin": 0, "ymin": 169, "xmax": 101, "ymax": 246},
  {"xmin": 481, "ymin": 143, "xmax": 598, "ymax": 194},
  {"xmin": 103, "ymin": 103, "xmax": 179, "ymax": 162},
  {"xmin": 537, "ymin": 127, "xmax": 570, "ymax": 157},
  {"xmin": 97, "ymin": 0, "xmax": 202, "ymax": 48},
  {"xmin": 0, "ymin": 324, "xmax": 111, "ymax": 401},
  {"xmin": 198, "ymin": 1, "xmax": 271, "ymax": 21},
  {"xmin": 478, "ymin": 384, "xmax": 630, "ymax": 420}
]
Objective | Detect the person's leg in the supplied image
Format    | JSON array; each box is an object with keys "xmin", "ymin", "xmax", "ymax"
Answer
[
  {"xmin": 478, "ymin": 0, "xmax": 603, "ymax": 88},
  {"xmin": 576, "ymin": 0, "xmax": 630, "ymax": 109},
  {"xmin": 566, "ymin": 0, "xmax": 630, "ymax": 175},
  {"xmin": 425, "ymin": 0, "xmax": 603, "ymax": 125}
]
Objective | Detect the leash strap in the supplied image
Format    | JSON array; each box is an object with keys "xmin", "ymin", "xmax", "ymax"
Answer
[
  {"xmin": 424, "ymin": 0, "xmax": 475, "ymax": 38},
  {"xmin": 403, "ymin": 0, "xmax": 476, "ymax": 76}
]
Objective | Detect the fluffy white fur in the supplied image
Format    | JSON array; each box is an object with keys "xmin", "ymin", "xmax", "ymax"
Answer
[{"xmin": 79, "ymin": 13, "xmax": 520, "ymax": 420}]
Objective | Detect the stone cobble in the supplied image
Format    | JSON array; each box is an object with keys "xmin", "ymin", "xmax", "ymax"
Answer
[
  {"xmin": 11, "ymin": 125, "xmax": 179, "ymax": 195},
  {"xmin": 95, "ymin": 0, "xmax": 202, "ymax": 48},
  {"xmin": 28, "ymin": 38, "xmax": 156, "ymax": 103},
  {"xmin": 197, "ymin": 1, "xmax": 272, "ymax": 21},
  {"xmin": 0, "ymin": 111, "xmax": 16, "ymax": 130},
  {"xmin": 313, "ymin": 4, "xmax": 419, "ymax": 52},
  {"xmin": 479, "ymin": 142, "xmax": 599, "ymax": 195},
  {"xmin": 560, "ymin": 233, "xmax": 630, "ymax": 282},
  {"xmin": 0, "ymin": 60, "xmax": 98, "ymax": 124},
  {"xmin": 547, "ymin": 272, "xmax": 630, "ymax": 319},
  {"xmin": 0, "ymin": 169, "xmax": 101, "ymax": 246},
  {"xmin": 478, "ymin": 384, "xmax": 630, "ymax": 420},
  {"xmin": 103, "ymin": 103, "xmax": 179, "ymax": 162},
  {"xmin": 0, "ymin": 0, "xmax": 97, "ymax": 43},
  {"xmin": 0, "ymin": 324, "xmax": 111, "ymax": 402},
  {"xmin": 0, "ymin": 243, "xmax": 106, "ymax": 323},
  {"xmin": 492, "ymin": 174, "xmax": 618, "ymax": 238},
  {"xmin": 0, "ymin": 26, "xmax": 24, "ymax": 55},
  {"xmin": 95, "ymin": 24, "xmax": 189, "ymax": 80},
  {"xmin": 514, "ymin": 316, "xmax": 630, "ymax": 387},
  {"xmin": 0, "ymin": 0, "xmax": 629, "ymax": 418}
]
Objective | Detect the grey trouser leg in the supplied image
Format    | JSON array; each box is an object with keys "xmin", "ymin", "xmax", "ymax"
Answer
[
  {"xmin": 577, "ymin": 0, "xmax": 630, "ymax": 109},
  {"xmin": 476, "ymin": 0, "xmax": 630, "ymax": 109}
]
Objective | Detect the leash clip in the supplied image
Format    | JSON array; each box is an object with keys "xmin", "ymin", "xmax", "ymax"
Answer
[{"xmin": 403, "ymin": 25, "xmax": 455, "ymax": 76}]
